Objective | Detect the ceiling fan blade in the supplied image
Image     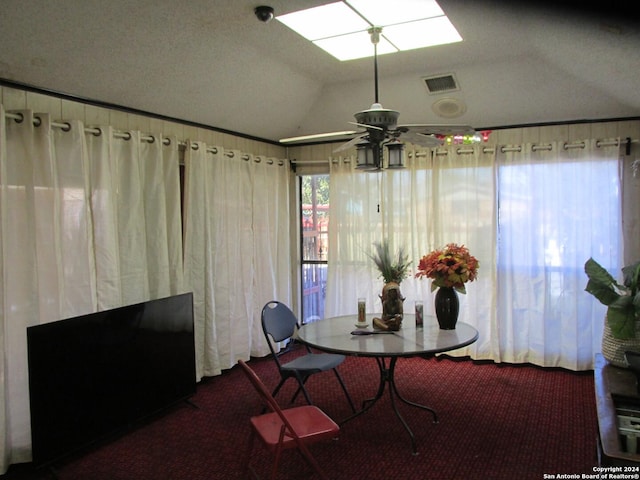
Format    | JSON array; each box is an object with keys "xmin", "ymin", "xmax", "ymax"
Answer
[
  {"xmin": 348, "ymin": 121, "xmax": 384, "ymax": 131},
  {"xmin": 395, "ymin": 131, "xmax": 444, "ymax": 148},
  {"xmin": 396, "ymin": 124, "xmax": 476, "ymax": 136},
  {"xmin": 279, "ymin": 130, "xmax": 358, "ymax": 143},
  {"xmin": 333, "ymin": 133, "xmax": 367, "ymax": 153}
]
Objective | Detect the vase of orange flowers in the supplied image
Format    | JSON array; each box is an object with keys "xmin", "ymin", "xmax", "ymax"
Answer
[{"xmin": 415, "ymin": 243, "xmax": 479, "ymax": 329}]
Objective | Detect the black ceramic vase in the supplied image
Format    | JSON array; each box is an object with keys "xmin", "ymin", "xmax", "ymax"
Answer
[{"xmin": 435, "ymin": 287, "xmax": 459, "ymax": 329}]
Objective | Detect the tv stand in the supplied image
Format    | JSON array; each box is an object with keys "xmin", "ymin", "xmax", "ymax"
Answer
[
  {"xmin": 595, "ymin": 353, "xmax": 640, "ymax": 465},
  {"xmin": 47, "ymin": 465, "xmax": 60, "ymax": 480}
]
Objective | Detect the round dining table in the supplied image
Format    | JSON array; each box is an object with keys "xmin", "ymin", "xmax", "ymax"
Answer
[{"xmin": 296, "ymin": 313, "xmax": 479, "ymax": 455}]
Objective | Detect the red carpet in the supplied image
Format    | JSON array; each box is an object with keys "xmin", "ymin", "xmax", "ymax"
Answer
[{"xmin": 2, "ymin": 349, "xmax": 598, "ymax": 479}]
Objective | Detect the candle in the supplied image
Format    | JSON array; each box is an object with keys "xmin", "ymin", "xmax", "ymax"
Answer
[
  {"xmin": 415, "ymin": 301, "xmax": 423, "ymax": 327},
  {"xmin": 358, "ymin": 298, "xmax": 366, "ymax": 324}
]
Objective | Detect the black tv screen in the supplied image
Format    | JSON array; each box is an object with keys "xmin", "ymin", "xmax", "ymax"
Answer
[{"xmin": 26, "ymin": 292, "xmax": 196, "ymax": 466}]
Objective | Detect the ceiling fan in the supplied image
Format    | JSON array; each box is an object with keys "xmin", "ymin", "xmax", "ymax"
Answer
[{"xmin": 280, "ymin": 26, "xmax": 476, "ymax": 170}]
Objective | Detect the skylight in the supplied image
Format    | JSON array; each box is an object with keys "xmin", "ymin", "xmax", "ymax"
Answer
[{"xmin": 277, "ymin": 0, "xmax": 462, "ymax": 61}]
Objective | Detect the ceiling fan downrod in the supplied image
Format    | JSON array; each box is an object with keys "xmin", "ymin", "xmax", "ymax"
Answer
[
  {"xmin": 354, "ymin": 26, "xmax": 400, "ymax": 132},
  {"xmin": 368, "ymin": 26, "xmax": 382, "ymax": 104}
]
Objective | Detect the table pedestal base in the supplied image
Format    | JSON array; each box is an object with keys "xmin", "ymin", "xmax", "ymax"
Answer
[{"xmin": 339, "ymin": 357, "xmax": 438, "ymax": 455}]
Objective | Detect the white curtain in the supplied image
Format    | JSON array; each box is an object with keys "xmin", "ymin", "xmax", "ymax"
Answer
[
  {"xmin": 326, "ymin": 147, "xmax": 496, "ymax": 360},
  {"xmin": 422, "ymin": 146, "xmax": 497, "ymax": 360},
  {"xmin": 182, "ymin": 144, "xmax": 291, "ymax": 380},
  {"xmin": 0, "ymin": 107, "xmax": 184, "ymax": 473},
  {"xmin": 496, "ymin": 140, "xmax": 622, "ymax": 370},
  {"xmin": 85, "ymin": 127, "xmax": 184, "ymax": 307},
  {"xmin": 327, "ymin": 140, "xmax": 621, "ymax": 370}
]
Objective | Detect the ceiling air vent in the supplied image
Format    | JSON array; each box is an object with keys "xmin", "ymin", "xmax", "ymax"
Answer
[{"xmin": 422, "ymin": 73, "xmax": 459, "ymax": 95}]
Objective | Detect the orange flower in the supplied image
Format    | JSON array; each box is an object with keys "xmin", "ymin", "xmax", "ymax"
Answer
[{"xmin": 415, "ymin": 243, "xmax": 479, "ymax": 293}]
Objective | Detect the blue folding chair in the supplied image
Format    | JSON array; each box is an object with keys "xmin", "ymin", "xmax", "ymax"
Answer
[{"xmin": 261, "ymin": 301, "xmax": 356, "ymax": 412}]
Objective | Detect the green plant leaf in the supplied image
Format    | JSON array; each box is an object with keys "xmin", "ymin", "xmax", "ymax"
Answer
[
  {"xmin": 634, "ymin": 291, "xmax": 640, "ymax": 310},
  {"xmin": 607, "ymin": 306, "xmax": 637, "ymax": 339},
  {"xmin": 584, "ymin": 258, "xmax": 623, "ymax": 306},
  {"xmin": 622, "ymin": 260, "xmax": 640, "ymax": 290},
  {"xmin": 610, "ymin": 294, "xmax": 633, "ymax": 310},
  {"xmin": 587, "ymin": 257, "xmax": 640, "ymax": 340},
  {"xmin": 585, "ymin": 257, "xmax": 619, "ymax": 288},
  {"xmin": 585, "ymin": 279, "xmax": 621, "ymax": 306},
  {"xmin": 368, "ymin": 240, "xmax": 410, "ymax": 284}
]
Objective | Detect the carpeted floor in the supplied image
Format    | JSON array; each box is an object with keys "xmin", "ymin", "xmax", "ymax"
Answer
[{"xmin": 2, "ymin": 348, "xmax": 598, "ymax": 479}]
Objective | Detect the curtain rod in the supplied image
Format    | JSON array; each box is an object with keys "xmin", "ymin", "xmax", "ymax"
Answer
[
  {"xmin": 6, "ymin": 111, "xmax": 635, "ymax": 166},
  {"xmin": 433, "ymin": 138, "xmax": 638, "ymax": 156},
  {"xmin": 293, "ymin": 138, "xmax": 639, "ymax": 164},
  {"xmin": 3, "ymin": 111, "xmax": 285, "ymax": 164}
]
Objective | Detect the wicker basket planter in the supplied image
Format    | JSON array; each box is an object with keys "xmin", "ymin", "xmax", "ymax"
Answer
[{"xmin": 602, "ymin": 317, "xmax": 640, "ymax": 368}]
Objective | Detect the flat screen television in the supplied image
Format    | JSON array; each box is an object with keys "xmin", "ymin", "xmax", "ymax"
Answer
[{"xmin": 26, "ymin": 292, "xmax": 196, "ymax": 467}]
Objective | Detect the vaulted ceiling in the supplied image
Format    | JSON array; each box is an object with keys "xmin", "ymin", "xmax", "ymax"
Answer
[{"xmin": 0, "ymin": 0, "xmax": 638, "ymax": 143}]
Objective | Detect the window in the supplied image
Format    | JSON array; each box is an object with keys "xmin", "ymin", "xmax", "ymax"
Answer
[{"xmin": 300, "ymin": 175, "xmax": 329, "ymax": 324}]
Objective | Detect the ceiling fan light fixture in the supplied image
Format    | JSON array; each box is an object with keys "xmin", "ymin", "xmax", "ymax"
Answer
[
  {"xmin": 281, "ymin": 6, "xmax": 474, "ymax": 170},
  {"xmin": 386, "ymin": 140, "xmax": 405, "ymax": 169},
  {"xmin": 356, "ymin": 140, "xmax": 380, "ymax": 171}
]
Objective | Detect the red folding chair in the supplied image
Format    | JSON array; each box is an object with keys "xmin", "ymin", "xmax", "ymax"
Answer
[{"xmin": 238, "ymin": 359, "xmax": 340, "ymax": 480}]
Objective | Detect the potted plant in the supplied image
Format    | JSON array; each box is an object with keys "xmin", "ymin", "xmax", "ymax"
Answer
[
  {"xmin": 367, "ymin": 240, "xmax": 410, "ymax": 331},
  {"xmin": 368, "ymin": 240, "xmax": 411, "ymax": 286},
  {"xmin": 585, "ymin": 258, "xmax": 640, "ymax": 339},
  {"xmin": 584, "ymin": 257, "xmax": 640, "ymax": 367}
]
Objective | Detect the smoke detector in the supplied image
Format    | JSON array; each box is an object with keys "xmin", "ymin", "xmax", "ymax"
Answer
[{"xmin": 431, "ymin": 97, "xmax": 467, "ymax": 118}]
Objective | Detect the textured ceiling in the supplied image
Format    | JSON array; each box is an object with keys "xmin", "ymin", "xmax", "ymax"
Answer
[{"xmin": 0, "ymin": 0, "xmax": 638, "ymax": 143}]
